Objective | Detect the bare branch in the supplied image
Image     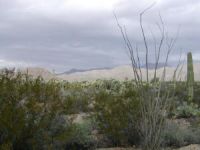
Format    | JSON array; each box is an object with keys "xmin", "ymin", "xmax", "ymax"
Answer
[{"xmin": 140, "ymin": 2, "xmax": 156, "ymax": 82}]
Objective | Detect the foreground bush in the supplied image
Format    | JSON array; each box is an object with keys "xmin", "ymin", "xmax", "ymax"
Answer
[
  {"xmin": 93, "ymin": 80, "xmax": 141, "ymax": 146},
  {"xmin": 162, "ymin": 121, "xmax": 200, "ymax": 147},
  {"xmin": 0, "ymin": 69, "xmax": 65, "ymax": 149},
  {"xmin": 62, "ymin": 81, "xmax": 95, "ymax": 114},
  {"xmin": 0, "ymin": 69, "xmax": 94, "ymax": 150}
]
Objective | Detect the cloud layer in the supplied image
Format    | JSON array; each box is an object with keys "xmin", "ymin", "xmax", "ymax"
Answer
[{"xmin": 0, "ymin": 0, "xmax": 199, "ymax": 72}]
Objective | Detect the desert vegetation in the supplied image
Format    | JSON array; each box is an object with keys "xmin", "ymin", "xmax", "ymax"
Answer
[{"xmin": 0, "ymin": 58, "xmax": 200, "ymax": 150}]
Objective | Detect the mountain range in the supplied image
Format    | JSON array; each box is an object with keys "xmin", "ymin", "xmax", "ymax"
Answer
[{"xmin": 6, "ymin": 62, "xmax": 200, "ymax": 82}]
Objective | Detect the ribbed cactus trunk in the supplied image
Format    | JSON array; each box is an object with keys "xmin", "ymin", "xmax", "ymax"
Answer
[{"xmin": 187, "ymin": 52, "xmax": 194, "ymax": 102}]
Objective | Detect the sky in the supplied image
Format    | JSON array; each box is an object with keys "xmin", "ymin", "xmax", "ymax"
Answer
[{"xmin": 0, "ymin": 0, "xmax": 199, "ymax": 72}]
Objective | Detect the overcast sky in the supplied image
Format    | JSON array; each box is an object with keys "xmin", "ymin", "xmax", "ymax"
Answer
[{"xmin": 0, "ymin": 0, "xmax": 199, "ymax": 72}]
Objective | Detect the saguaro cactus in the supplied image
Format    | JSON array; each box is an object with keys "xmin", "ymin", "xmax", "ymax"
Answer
[{"xmin": 187, "ymin": 52, "xmax": 194, "ymax": 102}]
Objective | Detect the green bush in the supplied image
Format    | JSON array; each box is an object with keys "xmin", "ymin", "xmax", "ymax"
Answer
[
  {"xmin": 0, "ymin": 69, "xmax": 66, "ymax": 149},
  {"xmin": 174, "ymin": 102, "xmax": 200, "ymax": 118},
  {"xmin": 172, "ymin": 82, "xmax": 200, "ymax": 106},
  {"xmin": 60, "ymin": 120, "xmax": 95, "ymax": 150},
  {"xmin": 168, "ymin": 82, "xmax": 200, "ymax": 117},
  {"xmin": 61, "ymin": 81, "xmax": 96, "ymax": 114},
  {"xmin": 93, "ymin": 80, "xmax": 141, "ymax": 146},
  {"xmin": 0, "ymin": 69, "xmax": 95, "ymax": 150},
  {"xmin": 194, "ymin": 82, "xmax": 200, "ymax": 105},
  {"xmin": 162, "ymin": 122, "xmax": 200, "ymax": 147}
]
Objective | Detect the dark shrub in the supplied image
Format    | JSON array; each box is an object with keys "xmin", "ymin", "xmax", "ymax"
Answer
[{"xmin": 93, "ymin": 80, "xmax": 141, "ymax": 146}]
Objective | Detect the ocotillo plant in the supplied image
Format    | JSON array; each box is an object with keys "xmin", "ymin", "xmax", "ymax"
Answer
[
  {"xmin": 115, "ymin": 4, "xmax": 179, "ymax": 149},
  {"xmin": 187, "ymin": 52, "xmax": 194, "ymax": 102}
]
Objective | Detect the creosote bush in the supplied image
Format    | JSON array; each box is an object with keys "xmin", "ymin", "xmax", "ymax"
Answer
[
  {"xmin": 93, "ymin": 80, "xmax": 141, "ymax": 146},
  {"xmin": 62, "ymin": 81, "xmax": 94, "ymax": 114},
  {"xmin": 0, "ymin": 69, "xmax": 66, "ymax": 149},
  {"xmin": 175, "ymin": 102, "xmax": 200, "ymax": 118},
  {"xmin": 0, "ymin": 69, "xmax": 94, "ymax": 150},
  {"xmin": 162, "ymin": 121, "xmax": 200, "ymax": 147}
]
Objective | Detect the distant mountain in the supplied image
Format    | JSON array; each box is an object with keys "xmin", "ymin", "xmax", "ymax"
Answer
[
  {"xmin": 58, "ymin": 67, "xmax": 113, "ymax": 75},
  {"xmin": 17, "ymin": 67, "xmax": 57, "ymax": 80},
  {"xmin": 5, "ymin": 62, "xmax": 200, "ymax": 82},
  {"xmin": 140, "ymin": 63, "xmax": 170, "ymax": 69},
  {"xmin": 59, "ymin": 63, "xmax": 169, "ymax": 75},
  {"xmin": 57, "ymin": 63, "xmax": 200, "ymax": 82}
]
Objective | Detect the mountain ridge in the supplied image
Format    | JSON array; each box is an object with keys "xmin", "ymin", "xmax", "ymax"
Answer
[{"xmin": 3, "ymin": 62, "xmax": 200, "ymax": 82}]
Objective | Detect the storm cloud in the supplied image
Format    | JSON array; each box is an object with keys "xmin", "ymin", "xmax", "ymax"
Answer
[{"xmin": 0, "ymin": 0, "xmax": 199, "ymax": 72}]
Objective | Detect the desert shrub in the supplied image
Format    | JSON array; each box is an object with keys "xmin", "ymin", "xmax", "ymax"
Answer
[
  {"xmin": 162, "ymin": 122, "xmax": 200, "ymax": 147},
  {"xmin": 63, "ymin": 93, "xmax": 90, "ymax": 114},
  {"xmin": 62, "ymin": 82, "xmax": 95, "ymax": 114},
  {"xmin": 0, "ymin": 69, "xmax": 98, "ymax": 149},
  {"xmin": 38, "ymin": 116, "xmax": 95, "ymax": 150},
  {"xmin": 93, "ymin": 79, "xmax": 121, "ymax": 91},
  {"xmin": 172, "ymin": 82, "xmax": 200, "ymax": 105},
  {"xmin": 194, "ymin": 82, "xmax": 200, "ymax": 105},
  {"xmin": 93, "ymin": 80, "xmax": 140, "ymax": 146},
  {"xmin": 63, "ymin": 120, "xmax": 95, "ymax": 150},
  {"xmin": 173, "ymin": 82, "xmax": 187, "ymax": 102},
  {"xmin": 63, "ymin": 91, "xmax": 89, "ymax": 114},
  {"xmin": 0, "ymin": 69, "xmax": 96, "ymax": 150},
  {"xmin": 174, "ymin": 102, "xmax": 200, "ymax": 118},
  {"xmin": 163, "ymin": 82, "xmax": 200, "ymax": 118},
  {"xmin": 0, "ymin": 70, "xmax": 65, "ymax": 149},
  {"xmin": 150, "ymin": 77, "xmax": 159, "ymax": 83}
]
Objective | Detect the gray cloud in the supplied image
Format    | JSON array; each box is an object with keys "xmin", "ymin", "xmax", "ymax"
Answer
[{"xmin": 0, "ymin": 0, "xmax": 199, "ymax": 72}]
